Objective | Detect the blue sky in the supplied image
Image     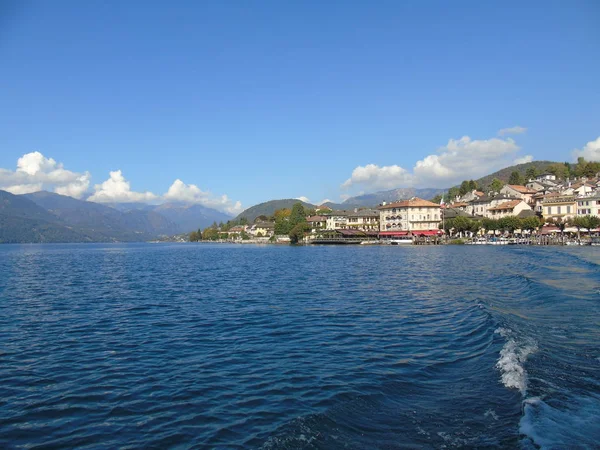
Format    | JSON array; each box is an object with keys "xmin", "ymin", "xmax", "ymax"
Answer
[{"xmin": 1, "ymin": 0, "xmax": 599, "ymax": 214}]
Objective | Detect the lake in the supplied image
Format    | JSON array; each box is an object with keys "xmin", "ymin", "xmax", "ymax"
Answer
[{"xmin": 0, "ymin": 243, "xmax": 599, "ymax": 449}]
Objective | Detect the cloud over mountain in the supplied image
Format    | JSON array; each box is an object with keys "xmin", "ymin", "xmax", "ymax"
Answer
[
  {"xmin": 0, "ymin": 151, "xmax": 90, "ymax": 197},
  {"xmin": 342, "ymin": 132, "xmax": 524, "ymax": 190},
  {"xmin": 0, "ymin": 152, "xmax": 242, "ymax": 215},
  {"xmin": 572, "ymin": 136, "xmax": 600, "ymax": 162}
]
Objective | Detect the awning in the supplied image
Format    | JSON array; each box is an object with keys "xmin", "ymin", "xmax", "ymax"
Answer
[
  {"xmin": 414, "ymin": 230, "xmax": 442, "ymax": 236},
  {"xmin": 379, "ymin": 231, "xmax": 409, "ymax": 236}
]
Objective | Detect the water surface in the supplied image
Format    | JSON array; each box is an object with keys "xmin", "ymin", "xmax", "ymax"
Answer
[{"xmin": 0, "ymin": 244, "xmax": 599, "ymax": 448}]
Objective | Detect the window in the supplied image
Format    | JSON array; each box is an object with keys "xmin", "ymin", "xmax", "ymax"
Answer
[
  {"xmin": 567, "ymin": 206, "xmax": 571, "ymax": 214},
  {"xmin": 557, "ymin": 206, "xmax": 561, "ymax": 214}
]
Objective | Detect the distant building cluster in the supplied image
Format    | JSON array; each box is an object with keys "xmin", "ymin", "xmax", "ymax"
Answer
[{"xmin": 204, "ymin": 172, "xmax": 600, "ymax": 244}]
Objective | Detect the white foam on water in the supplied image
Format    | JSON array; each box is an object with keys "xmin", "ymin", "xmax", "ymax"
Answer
[
  {"xmin": 494, "ymin": 328, "xmax": 537, "ymax": 394},
  {"xmin": 484, "ymin": 408, "xmax": 499, "ymax": 421},
  {"xmin": 519, "ymin": 396, "xmax": 600, "ymax": 449}
]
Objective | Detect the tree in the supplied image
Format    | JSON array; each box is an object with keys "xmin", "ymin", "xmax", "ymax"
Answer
[
  {"xmin": 547, "ymin": 162, "xmax": 569, "ymax": 180},
  {"xmin": 482, "ymin": 218, "xmax": 499, "ymax": 234},
  {"xmin": 469, "ymin": 219, "xmax": 482, "ymax": 235},
  {"xmin": 580, "ymin": 215, "xmax": 600, "ymax": 234},
  {"xmin": 498, "ymin": 216, "xmax": 521, "ymax": 235},
  {"xmin": 254, "ymin": 215, "xmax": 269, "ymax": 223},
  {"xmin": 468, "ymin": 180, "xmax": 478, "ymax": 191},
  {"xmin": 289, "ymin": 202, "xmax": 307, "ymax": 228},
  {"xmin": 430, "ymin": 194, "xmax": 443, "ymax": 204},
  {"xmin": 202, "ymin": 227, "xmax": 219, "ymax": 240},
  {"xmin": 459, "ymin": 180, "xmax": 471, "ymax": 196},
  {"xmin": 238, "ymin": 217, "xmax": 249, "ymax": 226},
  {"xmin": 489, "ymin": 178, "xmax": 504, "ymax": 194},
  {"xmin": 525, "ymin": 166, "xmax": 538, "ymax": 180},
  {"xmin": 508, "ymin": 171, "xmax": 523, "ymax": 185},
  {"xmin": 289, "ymin": 222, "xmax": 309, "ymax": 244},
  {"xmin": 447, "ymin": 186, "xmax": 460, "ymax": 202},
  {"xmin": 452, "ymin": 216, "xmax": 472, "ymax": 235},
  {"xmin": 274, "ymin": 208, "xmax": 292, "ymax": 235},
  {"xmin": 240, "ymin": 230, "xmax": 250, "ymax": 240},
  {"xmin": 189, "ymin": 230, "xmax": 200, "ymax": 242},
  {"xmin": 520, "ymin": 217, "xmax": 541, "ymax": 234}
]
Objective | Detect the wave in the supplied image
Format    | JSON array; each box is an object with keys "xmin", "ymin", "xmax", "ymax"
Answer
[
  {"xmin": 519, "ymin": 395, "xmax": 600, "ymax": 449},
  {"xmin": 495, "ymin": 328, "xmax": 537, "ymax": 395}
]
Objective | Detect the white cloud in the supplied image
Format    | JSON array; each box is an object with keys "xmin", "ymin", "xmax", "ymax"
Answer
[
  {"xmin": 295, "ymin": 196, "xmax": 311, "ymax": 203},
  {"xmin": 2, "ymin": 183, "xmax": 44, "ymax": 195},
  {"xmin": 341, "ymin": 134, "xmax": 525, "ymax": 190},
  {"xmin": 514, "ymin": 155, "xmax": 534, "ymax": 165},
  {"xmin": 572, "ymin": 136, "xmax": 600, "ymax": 162},
  {"xmin": 498, "ymin": 126, "xmax": 527, "ymax": 136},
  {"xmin": 0, "ymin": 151, "xmax": 90, "ymax": 198},
  {"xmin": 87, "ymin": 170, "xmax": 158, "ymax": 204},
  {"xmin": 413, "ymin": 136, "xmax": 520, "ymax": 187},
  {"xmin": 164, "ymin": 179, "xmax": 243, "ymax": 215},
  {"xmin": 342, "ymin": 164, "xmax": 414, "ymax": 190}
]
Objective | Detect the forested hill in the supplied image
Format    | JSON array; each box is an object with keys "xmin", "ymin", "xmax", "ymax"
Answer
[
  {"xmin": 473, "ymin": 160, "xmax": 559, "ymax": 188},
  {"xmin": 235, "ymin": 199, "xmax": 315, "ymax": 222}
]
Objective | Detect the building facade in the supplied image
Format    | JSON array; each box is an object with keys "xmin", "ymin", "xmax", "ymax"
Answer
[{"xmin": 378, "ymin": 198, "xmax": 441, "ymax": 233}]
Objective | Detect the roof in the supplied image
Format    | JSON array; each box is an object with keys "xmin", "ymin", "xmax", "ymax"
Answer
[
  {"xmin": 306, "ymin": 215, "xmax": 328, "ymax": 222},
  {"xmin": 542, "ymin": 195, "xmax": 576, "ymax": 204},
  {"xmin": 517, "ymin": 209, "xmax": 537, "ymax": 219},
  {"xmin": 488, "ymin": 200, "xmax": 523, "ymax": 211},
  {"xmin": 378, "ymin": 197, "xmax": 440, "ymax": 209},
  {"xmin": 475, "ymin": 191, "xmax": 485, "ymax": 197},
  {"xmin": 507, "ymin": 185, "xmax": 537, "ymax": 194},
  {"xmin": 253, "ymin": 221, "xmax": 274, "ymax": 228},
  {"xmin": 347, "ymin": 208, "xmax": 379, "ymax": 217},
  {"xmin": 443, "ymin": 208, "xmax": 478, "ymax": 219},
  {"xmin": 449, "ymin": 202, "xmax": 468, "ymax": 207}
]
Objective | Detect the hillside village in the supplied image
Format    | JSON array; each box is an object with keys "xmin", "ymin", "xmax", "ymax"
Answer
[{"xmin": 190, "ymin": 163, "xmax": 600, "ymax": 245}]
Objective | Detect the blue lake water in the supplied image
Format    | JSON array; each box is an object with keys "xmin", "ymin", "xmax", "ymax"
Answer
[{"xmin": 0, "ymin": 243, "xmax": 599, "ymax": 449}]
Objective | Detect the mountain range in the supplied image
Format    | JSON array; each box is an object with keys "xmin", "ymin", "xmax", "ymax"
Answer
[{"xmin": 0, "ymin": 190, "xmax": 233, "ymax": 243}]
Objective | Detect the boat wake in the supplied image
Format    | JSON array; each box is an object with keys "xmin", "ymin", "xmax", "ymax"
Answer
[{"xmin": 494, "ymin": 327, "xmax": 537, "ymax": 395}]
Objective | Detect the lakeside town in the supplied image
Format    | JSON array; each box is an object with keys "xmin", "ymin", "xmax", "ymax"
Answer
[{"xmin": 189, "ymin": 167, "xmax": 600, "ymax": 246}]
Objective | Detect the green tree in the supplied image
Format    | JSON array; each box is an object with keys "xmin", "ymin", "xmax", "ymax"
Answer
[
  {"xmin": 498, "ymin": 216, "xmax": 521, "ymax": 235},
  {"xmin": 547, "ymin": 163, "xmax": 569, "ymax": 180},
  {"xmin": 274, "ymin": 208, "xmax": 292, "ymax": 235},
  {"xmin": 189, "ymin": 230, "xmax": 200, "ymax": 242},
  {"xmin": 580, "ymin": 215, "xmax": 600, "ymax": 234},
  {"xmin": 238, "ymin": 217, "xmax": 249, "ymax": 226},
  {"xmin": 254, "ymin": 215, "xmax": 269, "ymax": 223},
  {"xmin": 468, "ymin": 180, "xmax": 478, "ymax": 191},
  {"xmin": 508, "ymin": 171, "xmax": 523, "ymax": 185},
  {"xmin": 240, "ymin": 230, "xmax": 250, "ymax": 240},
  {"xmin": 489, "ymin": 178, "xmax": 504, "ymax": 193},
  {"xmin": 289, "ymin": 222, "xmax": 309, "ymax": 244},
  {"xmin": 482, "ymin": 218, "xmax": 499, "ymax": 234},
  {"xmin": 459, "ymin": 180, "xmax": 471, "ymax": 196},
  {"xmin": 447, "ymin": 186, "xmax": 460, "ymax": 202},
  {"xmin": 520, "ymin": 217, "xmax": 541, "ymax": 234},
  {"xmin": 430, "ymin": 194, "xmax": 443, "ymax": 204},
  {"xmin": 202, "ymin": 227, "xmax": 219, "ymax": 241},
  {"xmin": 289, "ymin": 202, "xmax": 307, "ymax": 227},
  {"xmin": 452, "ymin": 216, "xmax": 472, "ymax": 234},
  {"xmin": 525, "ymin": 166, "xmax": 538, "ymax": 180}
]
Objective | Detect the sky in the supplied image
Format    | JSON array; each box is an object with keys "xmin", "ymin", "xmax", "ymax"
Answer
[{"xmin": 1, "ymin": 0, "xmax": 599, "ymax": 215}]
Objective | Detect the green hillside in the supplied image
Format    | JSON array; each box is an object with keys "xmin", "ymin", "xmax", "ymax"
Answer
[
  {"xmin": 235, "ymin": 199, "xmax": 315, "ymax": 222},
  {"xmin": 473, "ymin": 160, "xmax": 559, "ymax": 189}
]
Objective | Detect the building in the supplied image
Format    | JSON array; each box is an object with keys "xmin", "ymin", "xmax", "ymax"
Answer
[
  {"xmin": 535, "ymin": 173, "xmax": 557, "ymax": 182},
  {"xmin": 378, "ymin": 197, "xmax": 441, "ymax": 237},
  {"xmin": 306, "ymin": 215, "xmax": 328, "ymax": 232},
  {"xmin": 325, "ymin": 211, "xmax": 349, "ymax": 230},
  {"xmin": 346, "ymin": 208, "xmax": 379, "ymax": 231},
  {"xmin": 542, "ymin": 195, "xmax": 577, "ymax": 222},
  {"xmin": 467, "ymin": 193, "xmax": 521, "ymax": 218},
  {"xmin": 500, "ymin": 185, "xmax": 537, "ymax": 204},
  {"xmin": 577, "ymin": 195, "xmax": 600, "ymax": 216},
  {"xmin": 487, "ymin": 200, "xmax": 532, "ymax": 219},
  {"xmin": 250, "ymin": 222, "xmax": 274, "ymax": 237}
]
